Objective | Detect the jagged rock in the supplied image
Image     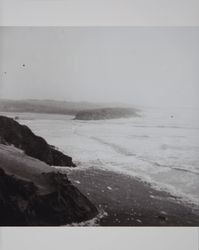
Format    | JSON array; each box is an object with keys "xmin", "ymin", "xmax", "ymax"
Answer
[
  {"xmin": 0, "ymin": 115, "xmax": 75, "ymax": 167},
  {"xmin": 0, "ymin": 168, "xmax": 98, "ymax": 226}
]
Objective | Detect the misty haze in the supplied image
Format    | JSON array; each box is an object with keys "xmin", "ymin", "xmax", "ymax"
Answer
[{"xmin": 0, "ymin": 27, "xmax": 199, "ymax": 226}]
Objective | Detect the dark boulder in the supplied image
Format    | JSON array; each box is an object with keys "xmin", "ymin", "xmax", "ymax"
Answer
[
  {"xmin": 0, "ymin": 115, "xmax": 75, "ymax": 167},
  {"xmin": 0, "ymin": 168, "xmax": 98, "ymax": 226}
]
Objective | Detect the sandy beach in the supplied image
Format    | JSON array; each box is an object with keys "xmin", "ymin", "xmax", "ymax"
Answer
[{"xmin": 65, "ymin": 167, "xmax": 199, "ymax": 226}]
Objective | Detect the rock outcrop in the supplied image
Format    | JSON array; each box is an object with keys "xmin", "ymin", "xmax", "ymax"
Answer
[
  {"xmin": 74, "ymin": 108, "xmax": 139, "ymax": 120},
  {"xmin": 0, "ymin": 116, "xmax": 98, "ymax": 225},
  {"xmin": 0, "ymin": 167, "xmax": 98, "ymax": 226},
  {"xmin": 0, "ymin": 115, "xmax": 75, "ymax": 167}
]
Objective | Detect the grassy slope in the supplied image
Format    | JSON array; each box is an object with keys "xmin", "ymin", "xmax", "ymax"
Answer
[{"xmin": 0, "ymin": 144, "xmax": 55, "ymax": 193}]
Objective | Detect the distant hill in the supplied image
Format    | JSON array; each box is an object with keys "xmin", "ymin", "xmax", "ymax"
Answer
[
  {"xmin": 0, "ymin": 99, "xmax": 133, "ymax": 115},
  {"xmin": 74, "ymin": 107, "xmax": 139, "ymax": 120}
]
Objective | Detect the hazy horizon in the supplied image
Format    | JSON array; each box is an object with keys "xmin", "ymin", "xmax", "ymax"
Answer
[{"xmin": 0, "ymin": 27, "xmax": 198, "ymax": 108}]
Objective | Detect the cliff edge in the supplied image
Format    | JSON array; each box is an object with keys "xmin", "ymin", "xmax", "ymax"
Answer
[
  {"xmin": 0, "ymin": 144, "xmax": 98, "ymax": 226},
  {"xmin": 0, "ymin": 115, "xmax": 75, "ymax": 167}
]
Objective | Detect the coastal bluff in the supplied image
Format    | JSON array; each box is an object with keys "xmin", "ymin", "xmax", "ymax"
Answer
[
  {"xmin": 0, "ymin": 145, "xmax": 97, "ymax": 226},
  {"xmin": 0, "ymin": 115, "xmax": 98, "ymax": 225},
  {"xmin": 0, "ymin": 115, "xmax": 75, "ymax": 167},
  {"xmin": 74, "ymin": 107, "xmax": 139, "ymax": 120}
]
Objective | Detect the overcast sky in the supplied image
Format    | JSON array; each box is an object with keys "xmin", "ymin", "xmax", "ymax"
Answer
[{"xmin": 0, "ymin": 27, "xmax": 198, "ymax": 108}]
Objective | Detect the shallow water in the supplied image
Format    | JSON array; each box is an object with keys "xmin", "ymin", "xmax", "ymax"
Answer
[{"xmin": 2, "ymin": 107, "xmax": 199, "ymax": 205}]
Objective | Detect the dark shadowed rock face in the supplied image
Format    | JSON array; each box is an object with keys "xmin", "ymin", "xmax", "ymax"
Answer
[
  {"xmin": 74, "ymin": 108, "xmax": 139, "ymax": 120},
  {"xmin": 0, "ymin": 116, "xmax": 75, "ymax": 167},
  {"xmin": 0, "ymin": 168, "xmax": 98, "ymax": 226}
]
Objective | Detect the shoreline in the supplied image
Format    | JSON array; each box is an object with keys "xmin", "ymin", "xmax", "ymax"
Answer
[{"xmin": 64, "ymin": 167, "xmax": 199, "ymax": 226}]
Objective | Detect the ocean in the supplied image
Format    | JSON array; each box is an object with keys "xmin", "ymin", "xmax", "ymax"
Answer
[{"xmin": 1, "ymin": 107, "xmax": 199, "ymax": 205}]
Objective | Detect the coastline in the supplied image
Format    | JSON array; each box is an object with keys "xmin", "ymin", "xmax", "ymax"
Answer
[
  {"xmin": 64, "ymin": 167, "xmax": 199, "ymax": 226},
  {"xmin": 1, "ymin": 112, "xmax": 198, "ymax": 226}
]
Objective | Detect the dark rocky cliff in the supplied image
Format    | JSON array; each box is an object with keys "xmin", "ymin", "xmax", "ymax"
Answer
[
  {"xmin": 0, "ymin": 115, "xmax": 75, "ymax": 167},
  {"xmin": 0, "ymin": 116, "xmax": 98, "ymax": 225},
  {"xmin": 0, "ymin": 168, "xmax": 97, "ymax": 226}
]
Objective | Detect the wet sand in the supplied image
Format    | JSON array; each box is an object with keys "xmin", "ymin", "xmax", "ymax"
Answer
[{"xmin": 65, "ymin": 167, "xmax": 199, "ymax": 226}]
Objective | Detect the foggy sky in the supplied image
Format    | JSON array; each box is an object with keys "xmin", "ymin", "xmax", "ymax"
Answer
[{"xmin": 0, "ymin": 27, "xmax": 198, "ymax": 108}]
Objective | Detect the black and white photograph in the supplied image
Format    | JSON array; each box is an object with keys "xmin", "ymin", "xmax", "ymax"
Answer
[
  {"xmin": 0, "ymin": 0, "xmax": 199, "ymax": 249},
  {"xmin": 0, "ymin": 26, "xmax": 198, "ymax": 226}
]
